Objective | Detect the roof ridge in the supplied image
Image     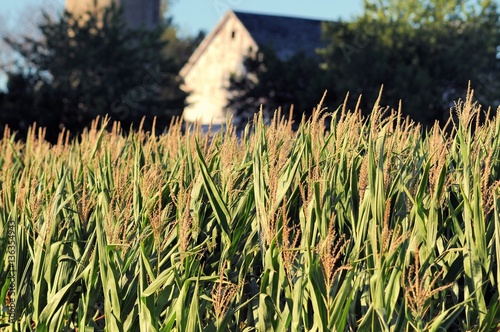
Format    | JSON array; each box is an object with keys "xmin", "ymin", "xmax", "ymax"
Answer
[{"xmin": 232, "ymin": 10, "xmax": 332, "ymax": 23}]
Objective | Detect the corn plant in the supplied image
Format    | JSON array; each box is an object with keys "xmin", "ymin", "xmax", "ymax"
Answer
[{"xmin": 0, "ymin": 88, "xmax": 499, "ymax": 331}]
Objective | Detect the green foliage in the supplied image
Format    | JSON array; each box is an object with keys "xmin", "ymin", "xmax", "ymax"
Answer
[
  {"xmin": 227, "ymin": 46, "xmax": 332, "ymax": 127},
  {"xmin": 227, "ymin": 0, "xmax": 500, "ymax": 129},
  {"xmin": 1, "ymin": 4, "xmax": 187, "ymax": 142},
  {"xmin": 320, "ymin": 0, "xmax": 500, "ymax": 126},
  {"xmin": 161, "ymin": 21, "xmax": 205, "ymax": 68},
  {"xmin": 1, "ymin": 88, "xmax": 500, "ymax": 330}
]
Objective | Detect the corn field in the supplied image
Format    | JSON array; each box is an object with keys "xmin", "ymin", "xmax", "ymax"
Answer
[{"xmin": 1, "ymin": 89, "xmax": 500, "ymax": 331}]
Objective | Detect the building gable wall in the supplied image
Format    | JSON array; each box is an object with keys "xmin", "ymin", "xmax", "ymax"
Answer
[{"xmin": 182, "ymin": 12, "xmax": 257, "ymax": 124}]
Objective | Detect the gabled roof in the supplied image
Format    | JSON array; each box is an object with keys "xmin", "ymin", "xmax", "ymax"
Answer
[
  {"xmin": 180, "ymin": 10, "xmax": 329, "ymax": 77},
  {"xmin": 233, "ymin": 11, "xmax": 326, "ymax": 59},
  {"xmin": 180, "ymin": 10, "xmax": 238, "ymax": 78}
]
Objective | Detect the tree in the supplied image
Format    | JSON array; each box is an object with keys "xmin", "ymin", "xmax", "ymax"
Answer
[
  {"xmin": 320, "ymin": 0, "xmax": 500, "ymax": 126},
  {"xmin": 160, "ymin": 0, "xmax": 205, "ymax": 67},
  {"xmin": 1, "ymin": 3, "xmax": 187, "ymax": 142},
  {"xmin": 161, "ymin": 23, "xmax": 205, "ymax": 69},
  {"xmin": 0, "ymin": 69, "xmax": 41, "ymax": 135},
  {"xmin": 227, "ymin": 46, "xmax": 332, "ymax": 128}
]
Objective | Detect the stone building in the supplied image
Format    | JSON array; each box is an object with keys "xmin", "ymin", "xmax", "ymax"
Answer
[
  {"xmin": 180, "ymin": 10, "xmax": 325, "ymax": 125},
  {"xmin": 66, "ymin": 0, "xmax": 161, "ymax": 29}
]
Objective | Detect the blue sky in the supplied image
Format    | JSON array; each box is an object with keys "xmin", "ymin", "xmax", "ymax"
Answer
[
  {"xmin": 169, "ymin": 1, "xmax": 364, "ymax": 36},
  {"xmin": 0, "ymin": 1, "xmax": 364, "ymax": 37}
]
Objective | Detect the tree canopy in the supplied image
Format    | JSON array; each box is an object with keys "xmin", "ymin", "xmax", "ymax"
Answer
[
  {"xmin": 320, "ymin": 0, "xmax": 500, "ymax": 125},
  {"xmin": 228, "ymin": 0, "xmax": 500, "ymax": 128},
  {"xmin": 227, "ymin": 46, "xmax": 332, "ymax": 128},
  {"xmin": 1, "ymin": 3, "xmax": 188, "ymax": 142}
]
